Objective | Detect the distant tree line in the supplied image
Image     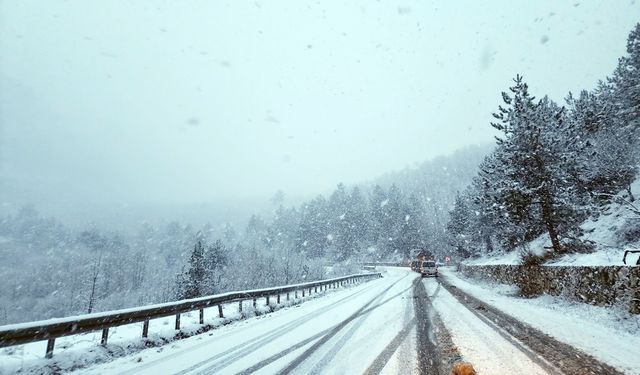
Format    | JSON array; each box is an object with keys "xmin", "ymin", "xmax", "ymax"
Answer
[{"xmin": 447, "ymin": 23, "xmax": 640, "ymax": 260}]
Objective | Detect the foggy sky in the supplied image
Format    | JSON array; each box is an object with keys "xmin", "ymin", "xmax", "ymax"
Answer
[{"xmin": 1, "ymin": 1, "xmax": 639, "ymax": 214}]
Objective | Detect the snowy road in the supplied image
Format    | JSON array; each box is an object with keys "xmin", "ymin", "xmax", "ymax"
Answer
[
  {"xmin": 69, "ymin": 267, "xmax": 581, "ymax": 375},
  {"xmin": 76, "ymin": 268, "xmax": 419, "ymax": 375},
  {"xmin": 41, "ymin": 266, "xmax": 633, "ymax": 374}
]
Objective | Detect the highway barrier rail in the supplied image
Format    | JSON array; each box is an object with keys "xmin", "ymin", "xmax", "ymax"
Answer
[{"xmin": 0, "ymin": 272, "xmax": 382, "ymax": 358}]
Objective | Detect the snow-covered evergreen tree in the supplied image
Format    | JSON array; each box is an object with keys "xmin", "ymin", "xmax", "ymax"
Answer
[
  {"xmin": 178, "ymin": 240, "xmax": 206, "ymax": 299},
  {"xmin": 482, "ymin": 76, "xmax": 588, "ymax": 253}
]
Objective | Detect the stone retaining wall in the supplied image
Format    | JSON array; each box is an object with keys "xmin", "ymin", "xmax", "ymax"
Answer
[{"xmin": 458, "ymin": 264, "xmax": 640, "ymax": 314}]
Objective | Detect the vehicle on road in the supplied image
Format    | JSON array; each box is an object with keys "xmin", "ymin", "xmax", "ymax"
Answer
[
  {"xmin": 410, "ymin": 260, "xmax": 420, "ymax": 272},
  {"xmin": 421, "ymin": 260, "xmax": 438, "ymax": 277}
]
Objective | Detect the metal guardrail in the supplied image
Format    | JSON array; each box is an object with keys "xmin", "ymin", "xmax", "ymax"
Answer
[{"xmin": 0, "ymin": 272, "xmax": 381, "ymax": 358}]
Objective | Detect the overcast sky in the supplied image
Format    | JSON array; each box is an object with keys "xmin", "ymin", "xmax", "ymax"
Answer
[{"xmin": 1, "ymin": 1, "xmax": 639, "ymax": 213}]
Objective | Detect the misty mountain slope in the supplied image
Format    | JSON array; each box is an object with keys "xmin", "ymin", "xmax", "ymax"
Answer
[
  {"xmin": 365, "ymin": 144, "xmax": 493, "ymax": 253},
  {"xmin": 371, "ymin": 145, "xmax": 492, "ymax": 206}
]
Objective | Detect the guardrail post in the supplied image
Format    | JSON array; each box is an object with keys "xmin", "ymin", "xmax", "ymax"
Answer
[
  {"xmin": 286, "ymin": 292, "xmax": 290, "ymax": 301},
  {"xmin": 199, "ymin": 308, "xmax": 204, "ymax": 324},
  {"xmin": 277, "ymin": 294, "xmax": 281, "ymax": 304},
  {"xmin": 302, "ymin": 289, "xmax": 305, "ymax": 297},
  {"xmin": 45, "ymin": 338, "xmax": 55, "ymax": 358},
  {"xmin": 266, "ymin": 295, "xmax": 270, "ymax": 306},
  {"xmin": 239, "ymin": 300, "xmax": 243, "ymax": 312},
  {"xmin": 142, "ymin": 319, "xmax": 149, "ymax": 338},
  {"xmin": 218, "ymin": 304, "xmax": 224, "ymax": 318},
  {"xmin": 315, "ymin": 286, "xmax": 318, "ymax": 293},
  {"xmin": 253, "ymin": 298, "xmax": 257, "ymax": 308},
  {"xmin": 101, "ymin": 328, "xmax": 109, "ymax": 346},
  {"xmin": 294, "ymin": 290, "xmax": 298, "ymax": 299},
  {"xmin": 175, "ymin": 313, "xmax": 181, "ymax": 330}
]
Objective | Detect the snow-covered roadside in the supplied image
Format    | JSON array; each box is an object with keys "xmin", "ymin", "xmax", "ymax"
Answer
[
  {"xmin": 440, "ymin": 268, "xmax": 640, "ymax": 374},
  {"xmin": 0, "ymin": 275, "xmax": 376, "ymax": 375},
  {"xmin": 463, "ymin": 251, "xmax": 521, "ymax": 266},
  {"xmin": 0, "ymin": 303, "xmax": 250, "ymax": 375},
  {"xmin": 424, "ymin": 278, "xmax": 549, "ymax": 375}
]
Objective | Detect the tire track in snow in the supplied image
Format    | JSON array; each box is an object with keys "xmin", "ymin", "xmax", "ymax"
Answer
[
  {"xmin": 236, "ymin": 282, "xmax": 412, "ymax": 374},
  {"xmin": 413, "ymin": 277, "xmax": 440, "ymax": 375},
  {"xmin": 120, "ymin": 277, "xmax": 381, "ymax": 375},
  {"xmin": 363, "ymin": 319, "xmax": 416, "ymax": 375},
  {"xmin": 272, "ymin": 274, "xmax": 409, "ymax": 374},
  {"xmin": 308, "ymin": 279, "xmax": 413, "ymax": 374},
  {"xmin": 365, "ymin": 278, "xmax": 416, "ymax": 375},
  {"xmin": 394, "ymin": 282, "xmax": 417, "ymax": 374},
  {"xmin": 195, "ymin": 274, "xmax": 407, "ymax": 375}
]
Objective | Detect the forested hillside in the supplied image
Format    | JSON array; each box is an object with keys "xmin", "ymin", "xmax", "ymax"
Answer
[{"xmin": 447, "ymin": 23, "xmax": 640, "ymax": 262}]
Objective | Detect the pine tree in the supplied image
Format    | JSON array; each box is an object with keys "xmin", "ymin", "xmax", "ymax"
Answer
[
  {"xmin": 203, "ymin": 240, "xmax": 228, "ymax": 295},
  {"xmin": 566, "ymin": 87, "xmax": 636, "ymax": 202},
  {"xmin": 488, "ymin": 76, "xmax": 587, "ymax": 253},
  {"xmin": 397, "ymin": 193, "xmax": 425, "ymax": 259},
  {"xmin": 606, "ymin": 23, "xmax": 640, "ymax": 200},
  {"xmin": 328, "ymin": 183, "xmax": 350, "ymax": 260},
  {"xmin": 614, "ymin": 23, "xmax": 640, "ymax": 129},
  {"xmin": 346, "ymin": 186, "xmax": 369, "ymax": 258},
  {"xmin": 180, "ymin": 240, "xmax": 206, "ymax": 299},
  {"xmin": 296, "ymin": 196, "xmax": 330, "ymax": 258},
  {"xmin": 447, "ymin": 193, "xmax": 474, "ymax": 258}
]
